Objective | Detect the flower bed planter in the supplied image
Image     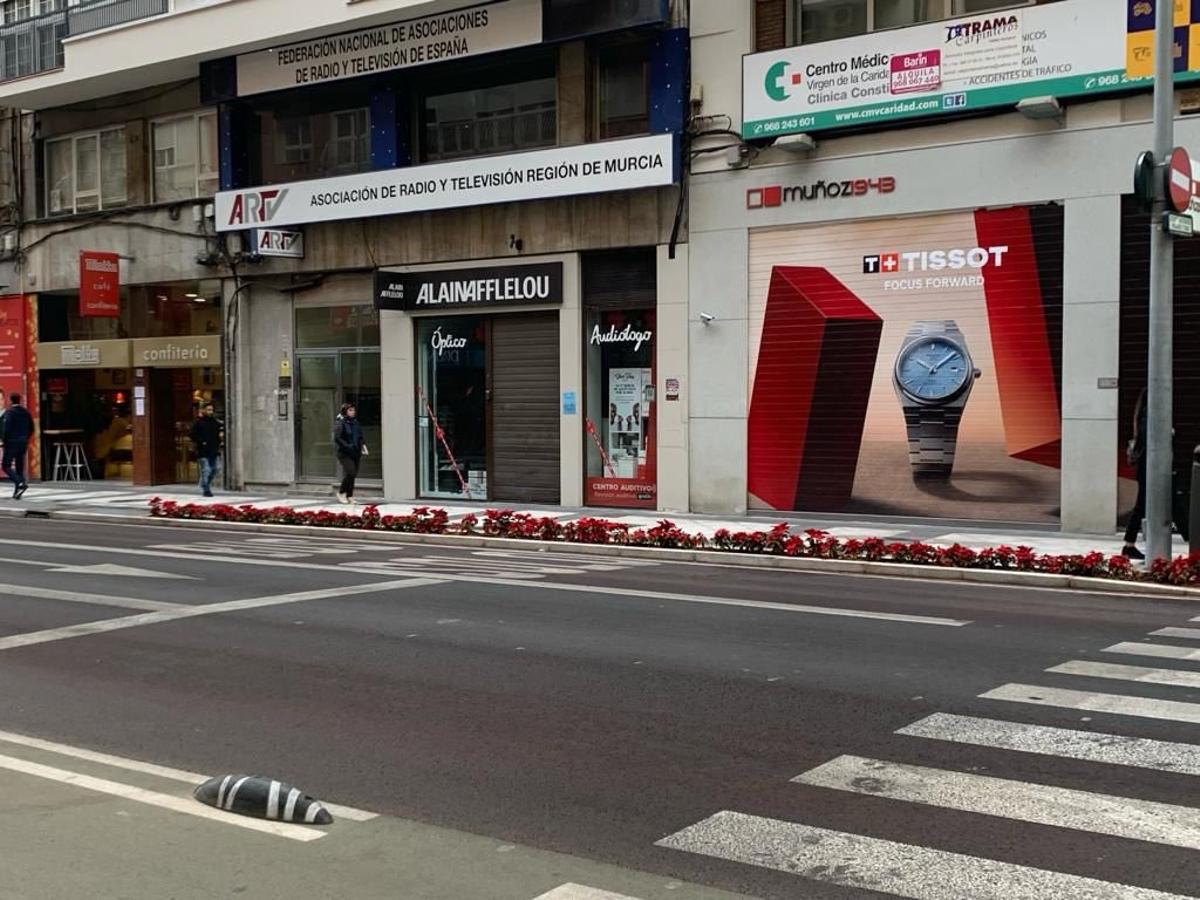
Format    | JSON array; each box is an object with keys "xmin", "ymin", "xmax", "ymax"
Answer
[{"xmin": 148, "ymin": 499, "xmax": 1200, "ymax": 588}]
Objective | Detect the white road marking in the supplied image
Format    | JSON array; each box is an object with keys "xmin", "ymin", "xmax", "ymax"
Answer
[
  {"xmin": 1150, "ymin": 627, "xmax": 1200, "ymax": 641},
  {"xmin": 44, "ymin": 563, "xmax": 197, "ymax": 580},
  {"xmin": 0, "ymin": 537, "xmax": 970, "ymax": 627},
  {"xmin": 981, "ymin": 683, "xmax": 1200, "ymax": 724},
  {"xmin": 1103, "ymin": 642, "xmax": 1200, "ymax": 662},
  {"xmin": 657, "ymin": 811, "xmax": 1194, "ymax": 900},
  {"xmin": 0, "ymin": 752, "xmax": 325, "ymax": 842},
  {"xmin": 897, "ymin": 713, "xmax": 1200, "ymax": 776},
  {"xmin": 0, "ymin": 581, "xmax": 180, "ymax": 612},
  {"xmin": 794, "ymin": 754, "xmax": 1200, "ymax": 850},
  {"xmin": 0, "ymin": 578, "xmax": 441, "ymax": 652},
  {"xmin": 1047, "ymin": 660, "xmax": 1200, "ymax": 689},
  {"xmin": 484, "ymin": 579, "xmax": 971, "ymax": 626},
  {"xmin": 533, "ymin": 886, "xmax": 647, "ymax": 900}
]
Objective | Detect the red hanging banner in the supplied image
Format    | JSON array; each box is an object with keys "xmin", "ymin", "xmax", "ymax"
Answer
[{"xmin": 79, "ymin": 251, "xmax": 120, "ymax": 318}]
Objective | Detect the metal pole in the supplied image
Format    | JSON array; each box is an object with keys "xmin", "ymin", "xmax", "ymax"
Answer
[
  {"xmin": 1146, "ymin": 0, "xmax": 1176, "ymax": 564},
  {"xmin": 1190, "ymin": 445, "xmax": 1199, "ymax": 556}
]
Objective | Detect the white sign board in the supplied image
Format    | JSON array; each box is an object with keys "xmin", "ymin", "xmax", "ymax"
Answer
[
  {"xmin": 216, "ymin": 134, "xmax": 676, "ymax": 231},
  {"xmin": 236, "ymin": 0, "xmax": 542, "ymax": 96},
  {"xmin": 742, "ymin": 0, "xmax": 1135, "ymax": 138},
  {"xmin": 253, "ymin": 228, "xmax": 305, "ymax": 259}
]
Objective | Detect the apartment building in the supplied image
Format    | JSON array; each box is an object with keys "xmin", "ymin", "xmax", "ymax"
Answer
[
  {"xmin": 687, "ymin": 0, "xmax": 1200, "ymax": 533},
  {"xmin": 0, "ymin": 0, "xmax": 688, "ymax": 507}
]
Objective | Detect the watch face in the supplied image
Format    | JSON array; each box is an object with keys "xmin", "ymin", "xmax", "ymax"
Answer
[{"xmin": 896, "ymin": 337, "xmax": 971, "ymax": 402}]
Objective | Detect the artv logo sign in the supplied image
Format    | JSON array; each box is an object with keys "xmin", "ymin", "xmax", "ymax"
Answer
[
  {"xmin": 747, "ymin": 177, "xmax": 895, "ymax": 209},
  {"xmin": 226, "ymin": 189, "xmax": 289, "ymax": 227}
]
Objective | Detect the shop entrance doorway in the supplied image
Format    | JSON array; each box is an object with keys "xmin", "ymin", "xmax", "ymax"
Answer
[
  {"xmin": 296, "ymin": 350, "xmax": 382, "ymax": 483},
  {"xmin": 417, "ymin": 312, "xmax": 560, "ymax": 504}
]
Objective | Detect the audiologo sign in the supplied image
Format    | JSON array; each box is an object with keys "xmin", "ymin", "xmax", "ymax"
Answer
[{"xmin": 746, "ymin": 177, "xmax": 895, "ymax": 209}]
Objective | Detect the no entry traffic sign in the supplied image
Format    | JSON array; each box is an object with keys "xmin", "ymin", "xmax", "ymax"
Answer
[{"xmin": 1168, "ymin": 147, "xmax": 1194, "ymax": 214}]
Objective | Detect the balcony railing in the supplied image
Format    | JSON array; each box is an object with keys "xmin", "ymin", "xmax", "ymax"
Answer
[
  {"xmin": 0, "ymin": 0, "xmax": 168, "ymax": 83},
  {"xmin": 67, "ymin": 0, "xmax": 169, "ymax": 37}
]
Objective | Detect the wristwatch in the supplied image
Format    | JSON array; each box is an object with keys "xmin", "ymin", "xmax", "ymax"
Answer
[{"xmin": 892, "ymin": 320, "xmax": 982, "ymax": 480}]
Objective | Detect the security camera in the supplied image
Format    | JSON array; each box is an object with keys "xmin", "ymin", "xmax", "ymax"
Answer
[{"xmin": 700, "ymin": 312, "xmax": 716, "ymax": 325}]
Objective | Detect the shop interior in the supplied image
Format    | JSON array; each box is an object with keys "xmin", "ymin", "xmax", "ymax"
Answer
[{"xmin": 37, "ymin": 282, "xmax": 224, "ymax": 482}]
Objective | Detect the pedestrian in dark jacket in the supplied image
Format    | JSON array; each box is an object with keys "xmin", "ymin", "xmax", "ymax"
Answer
[
  {"xmin": 189, "ymin": 402, "xmax": 223, "ymax": 497},
  {"xmin": 1, "ymin": 393, "xmax": 33, "ymax": 499},
  {"xmin": 334, "ymin": 403, "xmax": 367, "ymax": 504}
]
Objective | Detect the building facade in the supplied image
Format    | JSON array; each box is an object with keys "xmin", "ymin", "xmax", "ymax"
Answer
[
  {"xmin": 688, "ymin": 0, "xmax": 1200, "ymax": 534},
  {"xmin": 0, "ymin": 0, "xmax": 691, "ymax": 508}
]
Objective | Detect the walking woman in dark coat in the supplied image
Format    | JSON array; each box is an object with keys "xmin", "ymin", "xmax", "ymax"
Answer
[{"xmin": 334, "ymin": 403, "xmax": 367, "ymax": 504}]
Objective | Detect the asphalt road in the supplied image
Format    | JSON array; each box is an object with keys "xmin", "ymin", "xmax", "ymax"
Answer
[{"xmin": 0, "ymin": 517, "xmax": 1197, "ymax": 899}]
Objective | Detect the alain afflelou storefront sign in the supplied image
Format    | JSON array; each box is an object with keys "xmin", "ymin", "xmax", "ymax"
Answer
[{"xmin": 374, "ymin": 262, "xmax": 564, "ymax": 312}]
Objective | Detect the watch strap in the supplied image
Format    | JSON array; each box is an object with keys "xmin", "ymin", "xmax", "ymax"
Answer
[
  {"xmin": 903, "ymin": 319, "xmax": 965, "ymax": 345},
  {"xmin": 902, "ymin": 405, "xmax": 964, "ymax": 478}
]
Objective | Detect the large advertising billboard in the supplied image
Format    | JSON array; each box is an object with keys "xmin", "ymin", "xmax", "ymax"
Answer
[
  {"xmin": 747, "ymin": 206, "xmax": 1064, "ymax": 522},
  {"xmin": 742, "ymin": 0, "xmax": 1200, "ymax": 139}
]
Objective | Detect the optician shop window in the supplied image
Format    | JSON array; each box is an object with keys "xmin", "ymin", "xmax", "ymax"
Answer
[
  {"xmin": 793, "ymin": 0, "xmax": 1034, "ymax": 45},
  {"xmin": 419, "ymin": 52, "xmax": 557, "ymax": 163},
  {"xmin": 583, "ymin": 250, "xmax": 657, "ymax": 510},
  {"xmin": 152, "ymin": 111, "xmax": 219, "ymax": 202},
  {"xmin": 45, "ymin": 127, "xmax": 127, "ymax": 216}
]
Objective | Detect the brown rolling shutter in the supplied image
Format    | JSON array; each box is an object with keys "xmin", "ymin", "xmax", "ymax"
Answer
[{"xmin": 489, "ymin": 313, "xmax": 561, "ymax": 504}]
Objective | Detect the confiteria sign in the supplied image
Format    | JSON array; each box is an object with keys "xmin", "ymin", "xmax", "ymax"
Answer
[{"xmin": 216, "ymin": 134, "xmax": 675, "ymax": 231}]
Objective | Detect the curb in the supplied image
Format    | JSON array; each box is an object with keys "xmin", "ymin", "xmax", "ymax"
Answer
[{"xmin": 30, "ymin": 506, "xmax": 1200, "ymax": 602}]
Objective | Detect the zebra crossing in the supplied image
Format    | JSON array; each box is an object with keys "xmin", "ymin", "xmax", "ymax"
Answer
[{"xmin": 657, "ymin": 615, "xmax": 1200, "ymax": 899}]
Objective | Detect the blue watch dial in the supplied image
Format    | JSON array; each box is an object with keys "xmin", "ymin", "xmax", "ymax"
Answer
[{"xmin": 897, "ymin": 338, "xmax": 970, "ymax": 401}]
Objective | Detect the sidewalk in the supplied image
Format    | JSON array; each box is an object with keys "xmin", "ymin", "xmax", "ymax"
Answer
[{"xmin": 4, "ymin": 481, "xmax": 1190, "ymax": 560}]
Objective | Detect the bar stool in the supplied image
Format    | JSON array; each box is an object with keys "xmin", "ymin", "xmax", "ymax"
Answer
[{"xmin": 52, "ymin": 442, "xmax": 91, "ymax": 482}]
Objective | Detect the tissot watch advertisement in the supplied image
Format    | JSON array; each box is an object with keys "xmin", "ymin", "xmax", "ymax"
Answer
[{"xmin": 747, "ymin": 205, "xmax": 1064, "ymax": 522}]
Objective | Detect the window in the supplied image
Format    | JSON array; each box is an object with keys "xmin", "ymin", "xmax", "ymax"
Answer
[
  {"xmin": 793, "ymin": 0, "xmax": 1033, "ymax": 44},
  {"xmin": 330, "ymin": 108, "xmax": 369, "ymax": 173},
  {"xmin": 421, "ymin": 57, "xmax": 557, "ymax": 162},
  {"xmin": 45, "ymin": 127, "xmax": 127, "ymax": 216},
  {"xmin": 596, "ymin": 42, "xmax": 650, "ymax": 140},
  {"xmin": 276, "ymin": 115, "xmax": 312, "ymax": 166},
  {"xmin": 152, "ymin": 111, "xmax": 219, "ymax": 201},
  {"xmin": 256, "ymin": 104, "xmax": 371, "ymax": 185}
]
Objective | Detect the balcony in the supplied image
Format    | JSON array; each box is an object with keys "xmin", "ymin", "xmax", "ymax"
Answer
[
  {"xmin": 0, "ymin": 0, "xmax": 168, "ymax": 84},
  {"xmin": 0, "ymin": 0, "xmax": 454, "ymax": 107},
  {"xmin": 69, "ymin": 0, "xmax": 169, "ymax": 38},
  {"xmin": 0, "ymin": 9, "xmax": 66, "ymax": 82}
]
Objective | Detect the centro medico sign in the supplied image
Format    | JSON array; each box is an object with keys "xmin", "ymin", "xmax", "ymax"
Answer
[{"xmin": 742, "ymin": 0, "xmax": 1200, "ymax": 138}]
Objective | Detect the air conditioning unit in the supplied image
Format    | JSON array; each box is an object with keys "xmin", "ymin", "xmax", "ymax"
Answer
[{"xmin": 543, "ymin": 0, "xmax": 669, "ymax": 42}]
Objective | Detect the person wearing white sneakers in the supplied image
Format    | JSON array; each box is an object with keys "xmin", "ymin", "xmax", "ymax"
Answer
[{"xmin": 333, "ymin": 403, "xmax": 367, "ymax": 504}]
